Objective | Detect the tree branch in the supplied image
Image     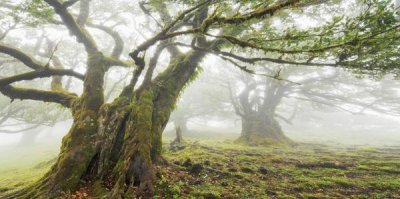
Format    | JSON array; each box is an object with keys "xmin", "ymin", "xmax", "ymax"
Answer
[
  {"xmin": 201, "ymin": 0, "xmax": 300, "ymax": 31},
  {"xmin": 141, "ymin": 43, "xmax": 170, "ymax": 86},
  {"xmin": 0, "ymin": 124, "xmax": 41, "ymax": 134},
  {"xmin": 0, "ymin": 23, "xmax": 17, "ymax": 41},
  {"xmin": 129, "ymin": 0, "xmax": 211, "ymax": 67},
  {"xmin": 0, "ymin": 85, "xmax": 77, "ymax": 108},
  {"xmin": 62, "ymin": 0, "xmax": 80, "ymax": 8},
  {"xmin": 104, "ymin": 57, "xmax": 134, "ymax": 68},
  {"xmin": 0, "ymin": 68, "xmax": 84, "ymax": 87},
  {"xmin": 170, "ymin": 42, "xmax": 339, "ymax": 67},
  {"xmin": 87, "ymin": 22, "xmax": 124, "ymax": 58},
  {"xmin": 0, "ymin": 44, "xmax": 44, "ymax": 70},
  {"xmin": 76, "ymin": 0, "xmax": 90, "ymax": 26},
  {"xmin": 206, "ymin": 23, "xmax": 400, "ymax": 55},
  {"xmin": 44, "ymin": 0, "xmax": 98, "ymax": 53}
]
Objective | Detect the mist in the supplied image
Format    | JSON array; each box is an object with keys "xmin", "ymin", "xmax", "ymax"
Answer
[{"xmin": 1, "ymin": 0, "xmax": 400, "ymax": 198}]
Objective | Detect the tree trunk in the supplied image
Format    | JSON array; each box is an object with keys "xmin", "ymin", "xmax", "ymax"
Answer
[
  {"xmin": 7, "ymin": 51, "xmax": 204, "ymax": 199},
  {"xmin": 236, "ymin": 113, "xmax": 291, "ymax": 146},
  {"xmin": 173, "ymin": 116, "xmax": 189, "ymax": 135},
  {"xmin": 173, "ymin": 125, "xmax": 183, "ymax": 144}
]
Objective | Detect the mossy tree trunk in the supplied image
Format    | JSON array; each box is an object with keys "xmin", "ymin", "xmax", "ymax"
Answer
[
  {"xmin": 1, "ymin": 0, "xmax": 315, "ymax": 197},
  {"xmin": 98, "ymin": 51, "xmax": 204, "ymax": 198},
  {"xmin": 9, "ymin": 51, "xmax": 107, "ymax": 198},
  {"xmin": 9, "ymin": 50, "xmax": 205, "ymax": 199},
  {"xmin": 2, "ymin": 2, "xmax": 211, "ymax": 197}
]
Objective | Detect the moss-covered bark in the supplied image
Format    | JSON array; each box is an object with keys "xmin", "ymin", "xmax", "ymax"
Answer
[
  {"xmin": 99, "ymin": 50, "xmax": 204, "ymax": 198},
  {"xmin": 5, "ymin": 51, "xmax": 107, "ymax": 198},
  {"xmin": 6, "ymin": 50, "xmax": 205, "ymax": 199}
]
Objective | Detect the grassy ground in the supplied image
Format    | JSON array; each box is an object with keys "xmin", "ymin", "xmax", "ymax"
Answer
[
  {"xmin": 158, "ymin": 137, "xmax": 400, "ymax": 198},
  {"xmin": 1, "ymin": 137, "xmax": 400, "ymax": 198},
  {"xmin": 0, "ymin": 141, "xmax": 59, "ymax": 198}
]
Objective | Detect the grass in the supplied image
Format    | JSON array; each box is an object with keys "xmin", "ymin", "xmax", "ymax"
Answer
[
  {"xmin": 0, "ymin": 142, "xmax": 58, "ymax": 197},
  {"xmin": 1, "ymin": 136, "xmax": 400, "ymax": 198},
  {"xmin": 158, "ymin": 137, "xmax": 400, "ymax": 198},
  {"xmin": 0, "ymin": 163, "xmax": 50, "ymax": 196}
]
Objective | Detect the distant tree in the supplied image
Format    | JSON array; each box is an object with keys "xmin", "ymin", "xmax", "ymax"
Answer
[
  {"xmin": 229, "ymin": 65, "xmax": 400, "ymax": 146},
  {"xmin": 0, "ymin": 28, "xmax": 70, "ymax": 145},
  {"xmin": 0, "ymin": 0, "xmax": 399, "ymax": 198}
]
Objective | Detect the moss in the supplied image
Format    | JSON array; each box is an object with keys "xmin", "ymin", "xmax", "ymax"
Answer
[
  {"xmin": 81, "ymin": 52, "xmax": 107, "ymax": 112},
  {"xmin": 29, "ymin": 105, "xmax": 101, "ymax": 194},
  {"xmin": 159, "ymin": 139, "xmax": 400, "ymax": 198},
  {"xmin": 177, "ymin": 65, "xmax": 203, "ymax": 100},
  {"xmin": 235, "ymin": 134, "xmax": 291, "ymax": 147},
  {"xmin": 92, "ymin": 180, "xmax": 109, "ymax": 197},
  {"xmin": 3, "ymin": 137, "xmax": 400, "ymax": 198},
  {"xmin": 130, "ymin": 89, "xmax": 154, "ymax": 147}
]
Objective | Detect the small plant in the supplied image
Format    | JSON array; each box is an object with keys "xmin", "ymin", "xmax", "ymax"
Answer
[{"xmin": 155, "ymin": 175, "xmax": 184, "ymax": 198}]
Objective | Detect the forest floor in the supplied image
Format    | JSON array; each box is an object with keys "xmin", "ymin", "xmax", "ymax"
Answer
[{"xmin": 1, "ymin": 137, "xmax": 400, "ymax": 198}]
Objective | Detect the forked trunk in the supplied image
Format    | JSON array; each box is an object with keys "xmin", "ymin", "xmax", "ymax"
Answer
[{"xmin": 7, "ymin": 51, "xmax": 205, "ymax": 199}]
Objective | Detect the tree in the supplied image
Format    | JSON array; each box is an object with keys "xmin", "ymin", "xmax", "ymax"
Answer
[
  {"xmin": 0, "ymin": 95, "xmax": 69, "ymax": 146},
  {"xmin": 0, "ymin": 22, "xmax": 71, "ymax": 145},
  {"xmin": 0, "ymin": 0, "xmax": 399, "ymax": 198},
  {"xmin": 228, "ymin": 67, "xmax": 295, "ymax": 146},
  {"xmin": 229, "ymin": 65, "xmax": 400, "ymax": 146}
]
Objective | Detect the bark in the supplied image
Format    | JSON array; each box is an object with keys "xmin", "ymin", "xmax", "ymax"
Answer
[
  {"xmin": 7, "ymin": 51, "xmax": 205, "ymax": 199},
  {"xmin": 236, "ymin": 113, "xmax": 291, "ymax": 146}
]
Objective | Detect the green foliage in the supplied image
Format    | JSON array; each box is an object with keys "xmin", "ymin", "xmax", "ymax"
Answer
[
  {"xmin": 180, "ymin": 65, "xmax": 203, "ymax": 94},
  {"xmin": 156, "ymin": 175, "xmax": 184, "ymax": 199},
  {"xmin": 208, "ymin": 0, "xmax": 400, "ymax": 78},
  {"xmin": 332, "ymin": 0, "xmax": 400, "ymax": 76}
]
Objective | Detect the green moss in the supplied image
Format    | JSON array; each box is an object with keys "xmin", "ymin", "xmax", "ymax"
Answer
[
  {"xmin": 4, "ymin": 135, "xmax": 400, "ymax": 198},
  {"xmin": 92, "ymin": 180, "xmax": 109, "ymax": 197},
  {"xmin": 37, "ymin": 105, "xmax": 101, "ymax": 192},
  {"xmin": 159, "ymin": 138, "xmax": 400, "ymax": 198},
  {"xmin": 235, "ymin": 134, "xmax": 291, "ymax": 147}
]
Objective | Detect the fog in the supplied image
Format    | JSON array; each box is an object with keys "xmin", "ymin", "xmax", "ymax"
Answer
[
  {"xmin": 1, "ymin": 74, "xmax": 400, "ymax": 170},
  {"xmin": 1, "ymin": 0, "xmax": 399, "ymax": 151},
  {"xmin": 0, "ymin": 0, "xmax": 400, "ymax": 197},
  {"xmin": 3, "ymin": 65, "xmax": 399, "ymax": 147}
]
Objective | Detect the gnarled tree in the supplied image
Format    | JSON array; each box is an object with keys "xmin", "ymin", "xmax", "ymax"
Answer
[
  {"xmin": 0, "ymin": 0, "xmax": 399, "ymax": 198},
  {"xmin": 229, "ymin": 65, "xmax": 400, "ymax": 146}
]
